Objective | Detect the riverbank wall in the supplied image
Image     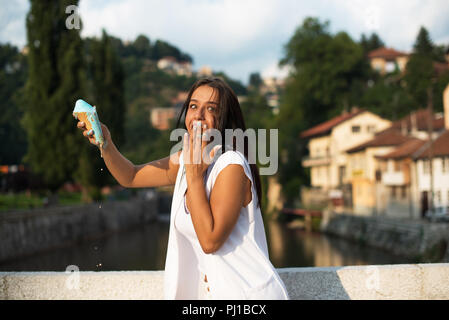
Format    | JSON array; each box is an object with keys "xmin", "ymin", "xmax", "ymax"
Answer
[
  {"xmin": 1, "ymin": 263, "xmax": 448, "ymax": 299},
  {"xmin": 0, "ymin": 192, "xmax": 158, "ymax": 263},
  {"xmin": 321, "ymin": 212, "xmax": 449, "ymax": 262}
]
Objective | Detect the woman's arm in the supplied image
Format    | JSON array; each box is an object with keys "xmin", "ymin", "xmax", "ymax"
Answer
[
  {"xmin": 183, "ymin": 124, "xmax": 252, "ymax": 254},
  {"xmin": 78, "ymin": 121, "xmax": 180, "ymax": 188},
  {"xmin": 185, "ymin": 164, "xmax": 252, "ymax": 254}
]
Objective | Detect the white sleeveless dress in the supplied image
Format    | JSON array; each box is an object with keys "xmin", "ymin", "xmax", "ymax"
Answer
[{"xmin": 164, "ymin": 148, "xmax": 289, "ymax": 300}]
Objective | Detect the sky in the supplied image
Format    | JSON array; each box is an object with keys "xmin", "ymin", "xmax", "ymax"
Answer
[{"xmin": 1, "ymin": 0, "xmax": 449, "ymax": 84}]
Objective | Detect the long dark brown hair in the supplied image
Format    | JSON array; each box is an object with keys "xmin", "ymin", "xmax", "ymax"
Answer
[{"xmin": 176, "ymin": 77, "xmax": 263, "ymax": 208}]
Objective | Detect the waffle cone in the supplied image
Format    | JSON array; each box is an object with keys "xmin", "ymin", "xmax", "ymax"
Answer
[{"xmin": 74, "ymin": 112, "xmax": 94, "ymax": 133}]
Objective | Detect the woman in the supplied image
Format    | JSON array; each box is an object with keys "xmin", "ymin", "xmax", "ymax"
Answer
[{"xmin": 77, "ymin": 77, "xmax": 289, "ymax": 300}]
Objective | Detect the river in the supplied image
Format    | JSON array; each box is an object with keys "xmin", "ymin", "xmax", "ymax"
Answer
[{"xmin": 0, "ymin": 214, "xmax": 414, "ymax": 272}]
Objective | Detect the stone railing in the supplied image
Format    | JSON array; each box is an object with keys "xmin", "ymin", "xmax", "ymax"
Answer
[{"xmin": 1, "ymin": 263, "xmax": 448, "ymax": 300}]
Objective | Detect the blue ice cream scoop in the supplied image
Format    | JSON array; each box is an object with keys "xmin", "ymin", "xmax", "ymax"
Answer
[{"xmin": 72, "ymin": 99, "xmax": 105, "ymax": 149}]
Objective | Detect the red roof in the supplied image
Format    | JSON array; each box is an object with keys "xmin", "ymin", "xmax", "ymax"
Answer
[
  {"xmin": 300, "ymin": 109, "xmax": 366, "ymax": 139},
  {"xmin": 346, "ymin": 130, "xmax": 411, "ymax": 153},
  {"xmin": 379, "ymin": 109, "xmax": 445, "ymax": 134},
  {"xmin": 376, "ymin": 138, "xmax": 427, "ymax": 160},
  {"xmin": 368, "ymin": 47, "xmax": 408, "ymax": 60},
  {"xmin": 415, "ymin": 130, "xmax": 449, "ymax": 159}
]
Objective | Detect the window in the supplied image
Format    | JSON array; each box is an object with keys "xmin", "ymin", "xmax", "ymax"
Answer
[
  {"xmin": 385, "ymin": 61, "xmax": 396, "ymax": 73},
  {"xmin": 351, "ymin": 125, "xmax": 361, "ymax": 133},
  {"xmin": 367, "ymin": 125, "xmax": 376, "ymax": 133}
]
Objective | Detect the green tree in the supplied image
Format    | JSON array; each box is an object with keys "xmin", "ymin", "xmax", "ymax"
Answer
[
  {"xmin": 23, "ymin": 0, "xmax": 85, "ymax": 192},
  {"xmin": 360, "ymin": 78, "xmax": 418, "ymax": 120},
  {"xmin": 360, "ymin": 32, "xmax": 385, "ymax": 53},
  {"xmin": 240, "ymin": 85, "xmax": 276, "ymax": 214},
  {"xmin": 248, "ymin": 72, "xmax": 262, "ymax": 90},
  {"xmin": 152, "ymin": 39, "xmax": 193, "ymax": 63},
  {"xmin": 76, "ymin": 30, "xmax": 126, "ymax": 201},
  {"xmin": 278, "ymin": 17, "xmax": 368, "ymax": 204},
  {"xmin": 413, "ymin": 27, "xmax": 433, "ymax": 56},
  {"xmin": 404, "ymin": 26, "xmax": 437, "ymax": 108},
  {"xmin": 133, "ymin": 34, "xmax": 152, "ymax": 58},
  {"xmin": 0, "ymin": 43, "xmax": 28, "ymax": 165}
]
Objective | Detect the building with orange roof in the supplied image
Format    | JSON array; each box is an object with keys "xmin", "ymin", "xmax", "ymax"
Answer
[
  {"xmin": 373, "ymin": 83, "xmax": 449, "ymax": 219},
  {"xmin": 300, "ymin": 82, "xmax": 449, "ymax": 217},
  {"xmin": 367, "ymin": 47, "xmax": 409, "ymax": 75},
  {"xmin": 300, "ymin": 108, "xmax": 391, "ymax": 209}
]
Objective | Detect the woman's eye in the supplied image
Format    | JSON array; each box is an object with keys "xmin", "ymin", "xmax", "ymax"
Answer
[
  {"xmin": 190, "ymin": 104, "xmax": 197, "ymax": 109},
  {"xmin": 207, "ymin": 106, "xmax": 216, "ymax": 112}
]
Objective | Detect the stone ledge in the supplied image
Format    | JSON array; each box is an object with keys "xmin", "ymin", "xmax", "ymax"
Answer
[{"xmin": 1, "ymin": 263, "xmax": 448, "ymax": 300}]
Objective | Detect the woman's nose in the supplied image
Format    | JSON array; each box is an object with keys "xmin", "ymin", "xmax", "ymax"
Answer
[{"xmin": 193, "ymin": 107, "xmax": 205, "ymax": 119}]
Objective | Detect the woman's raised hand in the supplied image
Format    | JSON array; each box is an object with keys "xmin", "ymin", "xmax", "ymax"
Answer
[{"xmin": 183, "ymin": 121, "xmax": 220, "ymax": 183}]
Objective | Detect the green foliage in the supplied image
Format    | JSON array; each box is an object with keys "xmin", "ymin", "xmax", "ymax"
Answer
[
  {"xmin": 23, "ymin": 0, "xmax": 85, "ymax": 192},
  {"xmin": 0, "ymin": 191, "xmax": 83, "ymax": 211},
  {"xmin": 404, "ymin": 26, "xmax": 449, "ymax": 110},
  {"xmin": 121, "ymin": 97, "xmax": 171, "ymax": 165},
  {"xmin": 89, "ymin": 30, "xmax": 126, "ymax": 147},
  {"xmin": 360, "ymin": 33, "xmax": 385, "ymax": 53},
  {"xmin": 75, "ymin": 30, "xmax": 126, "ymax": 201},
  {"xmin": 360, "ymin": 77, "xmax": 417, "ymax": 120},
  {"xmin": 133, "ymin": 34, "xmax": 152, "ymax": 58},
  {"xmin": 0, "ymin": 43, "xmax": 28, "ymax": 165},
  {"xmin": 278, "ymin": 17, "xmax": 369, "ymax": 203},
  {"xmin": 152, "ymin": 39, "xmax": 193, "ymax": 63},
  {"xmin": 240, "ymin": 90, "xmax": 273, "ymax": 130},
  {"xmin": 213, "ymin": 71, "xmax": 248, "ymax": 96},
  {"xmin": 404, "ymin": 27, "xmax": 435, "ymax": 108},
  {"xmin": 248, "ymin": 72, "xmax": 262, "ymax": 90},
  {"xmin": 413, "ymin": 27, "xmax": 434, "ymax": 56}
]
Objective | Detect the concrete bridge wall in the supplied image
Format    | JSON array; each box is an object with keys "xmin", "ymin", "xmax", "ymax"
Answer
[{"xmin": 1, "ymin": 263, "xmax": 448, "ymax": 300}]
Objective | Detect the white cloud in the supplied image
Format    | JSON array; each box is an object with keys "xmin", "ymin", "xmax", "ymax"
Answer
[
  {"xmin": 0, "ymin": 0, "xmax": 29, "ymax": 47},
  {"xmin": 261, "ymin": 61, "xmax": 291, "ymax": 79}
]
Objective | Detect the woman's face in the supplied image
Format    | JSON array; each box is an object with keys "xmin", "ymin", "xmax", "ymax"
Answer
[{"xmin": 185, "ymin": 85, "xmax": 220, "ymax": 136}]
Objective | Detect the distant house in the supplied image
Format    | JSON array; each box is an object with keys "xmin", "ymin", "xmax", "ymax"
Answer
[
  {"xmin": 150, "ymin": 92, "xmax": 188, "ymax": 131},
  {"xmin": 375, "ymin": 84, "xmax": 449, "ymax": 219},
  {"xmin": 150, "ymin": 107, "xmax": 179, "ymax": 131},
  {"xmin": 261, "ymin": 77, "xmax": 284, "ymax": 114},
  {"xmin": 348, "ymin": 107, "xmax": 446, "ymax": 217},
  {"xmin": 367, "ymin": 47, "xmax": 409, "ymax": 74},
  {"xmin": 261, "ymin": 77, "xmax": 284, "ymax": 95},
  {"xmin": 157, "ymin": 56, "xmax": 177, "ymax": 70},
  {"xmin": 375, "ymin": 138, "xmax": 426, "ymax": 219},
  {"xmin": 157, "ymin": 56, "xmax": 192, "ymax": 77},
  {"xmin": 197, "ymin": 65, "xmax": 213, "ymax": 78},
  {"xmin": 300, "ymin": 108, "xmax": 391, "ymax": 208},
  {"xmin": 346, "ymin": 130, "xmax": 411, "ymax": 215}
]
